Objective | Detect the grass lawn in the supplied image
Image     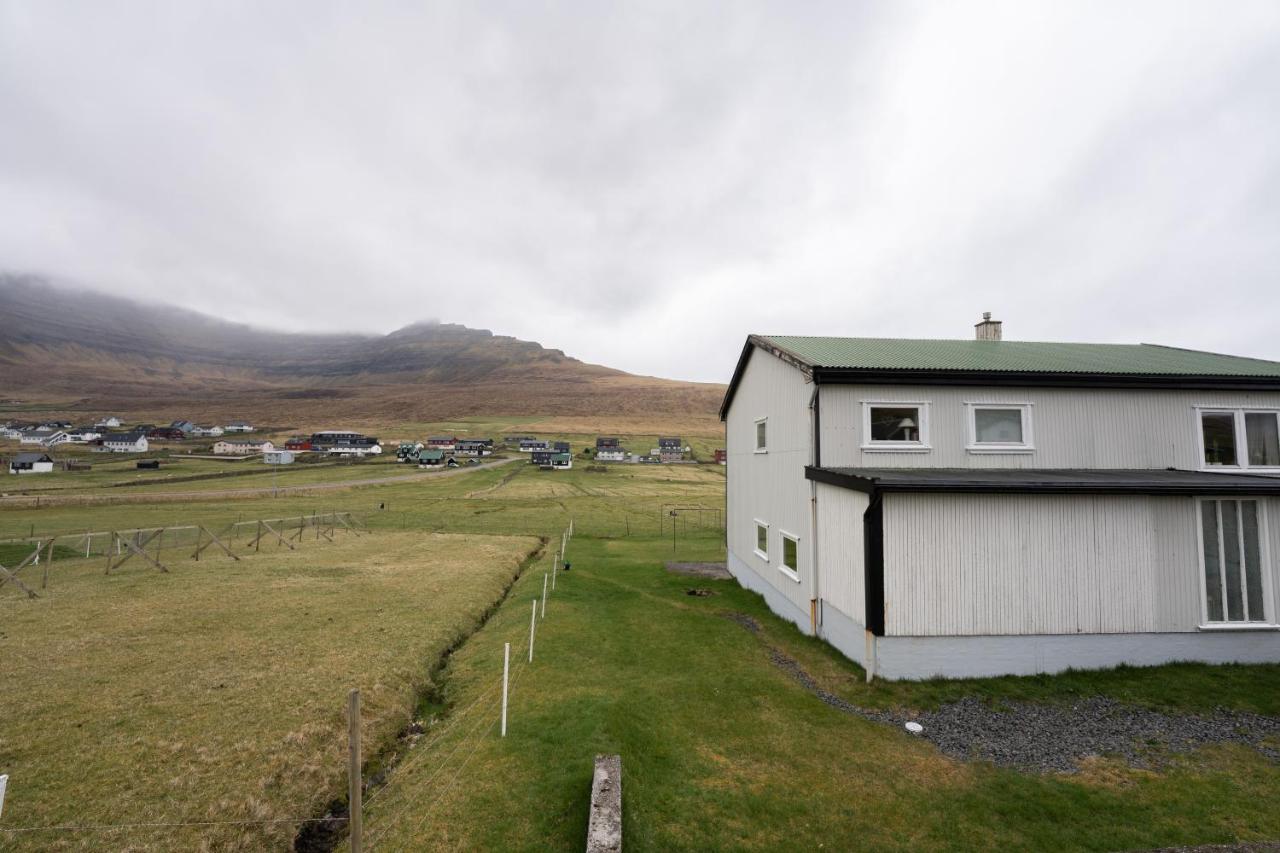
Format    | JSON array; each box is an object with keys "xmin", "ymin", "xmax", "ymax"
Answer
[
  {"xmin": 0, "ymin": 530, "xmax": 540, "ymax": 851},
  {"xmin": 359, "ymin": 532, "xmax": 1280, "ymax": 852}
]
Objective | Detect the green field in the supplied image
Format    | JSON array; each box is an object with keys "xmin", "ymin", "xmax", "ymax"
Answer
[{"xmin": 1, "ymin": 459, "xmax": 1278, "ymax": 851}]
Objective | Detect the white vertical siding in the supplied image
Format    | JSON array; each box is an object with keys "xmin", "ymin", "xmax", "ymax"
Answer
[
  {"xmin": 815, "ymin": 482, "xmax": 868, "ymax": 624},
  {"xmin": 820, "ymin": 385, "xmax": 1280, "ymax": 469},
  {"xmin": 726, "ymin": 348, "xmax": 814, "ymax": 616},
  {"xmin": 882, "ymin": 494, "xmax": 1209, "ymax": 636}
]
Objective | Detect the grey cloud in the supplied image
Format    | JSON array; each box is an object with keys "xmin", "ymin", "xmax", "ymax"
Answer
[{"xmin": 1, "ymin": 1, "xmax": 1278, "ymax": 382}]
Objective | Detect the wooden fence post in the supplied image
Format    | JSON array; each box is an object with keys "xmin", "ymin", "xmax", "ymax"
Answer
[{"xmin": 348, "ymin": 689, "xmax": 363, "ymax": 853}]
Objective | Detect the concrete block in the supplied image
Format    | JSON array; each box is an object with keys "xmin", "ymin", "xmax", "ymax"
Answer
[{"xmin": 586, "ymin": 754, "xmax": 621, "ymax": 852}]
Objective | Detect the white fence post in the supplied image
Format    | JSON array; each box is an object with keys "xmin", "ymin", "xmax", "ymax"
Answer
[
  {"xmin": 501, "ymin": 642, "xmax": 510, "ymax": 737},
  {"xmin": 552, "ymin": 554, "xmax": 558, "ymax": 590},
  {"xmin": 529, "ymin": 599, "xmax": 537, "ymax": 663},
  {"xmin": 541, "ymin": 573, "xmax": 548, "ymax": 619},
  {"xmin": 0, "ymin": 773, "xmax": 8, "ymax": 819}
]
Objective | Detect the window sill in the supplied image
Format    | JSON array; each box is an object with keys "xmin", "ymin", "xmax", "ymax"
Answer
[
  {"xmin": 754, "ymin": 449, "xmax": 767, "ymax": 454},
  {"xmin": 1197, "ymin": 623, "xmax": 1280, "ymax": 632},
  {"xmin": 753, "ymin": 549, "xmax": 769, "ymax": 562},
  {"xmin": 777, "ymin": 565, "xmax": 800, "ymax": 583},
  {"xmin": 1198, "ymin": 467, "xmax": 1280, "ymax": 475},
  {"xmin": 861, "ymin": 445, "xmax": 931, "ymax": 453},
  {"xmin": 966, "ymin": 445, "xmax": 1034, "ymax": 454}
]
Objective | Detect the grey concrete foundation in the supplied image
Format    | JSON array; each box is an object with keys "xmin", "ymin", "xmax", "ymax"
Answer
[
  {"xmin": 874, "ymin": 629, "xmax": 1280, "ymax": 680},
  {"xmin": 727, "ymin": 551, "xmax": 812, "ymax": 634}
]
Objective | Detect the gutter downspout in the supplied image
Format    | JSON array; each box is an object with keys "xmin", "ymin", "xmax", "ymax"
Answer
[{"xmin": 808, "ymin": 383, "xmax": 821, "ymax": 637}]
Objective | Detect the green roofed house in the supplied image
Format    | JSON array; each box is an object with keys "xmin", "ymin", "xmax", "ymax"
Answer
[
  {"xmin": 720, "ymin": 314, "xmax": 1280, "ymax": 680},
  {"xmin": 417, "ymin": 449, "xmax": 446, "ymax": 467}
]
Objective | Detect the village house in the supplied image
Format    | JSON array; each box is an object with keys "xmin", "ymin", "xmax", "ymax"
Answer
[
  {"xmin": 191, "ymin": 425, "xmax": 224, "ymax": 437},
  {"xmin": 7, "ymin": 452, "xmax": 54, "ymax": 474},
  {"xmin": 98, "ymin": 431, "xmax": 149, "ymax": 453},
  {"xmin": 519, "ymin": 438, "xmax": 550, "ymax": 453},
  {"xmin": 596, "ymin": 447, "xmax": 628, "ymax": 462},
  {"xmin": 426, "ymin": 436, "xmax": 457, "ymax": 451},
  {"xmin": 213, "ymin": 439, "xmax": 275, "ymax": 455},
  {"xmin": 309, "ymin": 430, "xmax": 379, "ymax": 452},
  {"xmin": 596, "ymin": 436, "xmax": 621, "ymax": 450},
  {"xmin": 224, "ymin": 420, "xmax": 255, "ymax": 433},
  {"xmin": 532, "ymin": 450, "xmax": 573, "ymax": 470},
  {"xmin": 396, "ymin": 442, "xmax": 423, "ymax": 462},
  {"xmin": 147, "ymin": 426, "xmax": 186, "ymax": 441},
  {"xmin": 94, "ymin": 416, "xmax": 122, "ymax": 428},
  {"xmin": 170, "ymin": 420, "xmax": 197, "ymax": 435},
  {"xmin": 19, "ymin": 428, "xmax": 56, "ymax": 445},
  {"xmin": 417, "ymin": 449, "xmax": 447, "ymax": 466},
  {"xmin": 721, "ymin": 315, "xmax": 1280, "ymax": 680},
  {"xmin": 65, "ymin": 427, "xmax": 102, "ymax": 443},
  {"xmin": 455, "ymin": 439, "xmax": 494, "ymax": 457},
  {"xmin": 263, "ymin": 449, "xmax": 295, "ymax": 465},
  {"xmin": 284, "ymin": 436, "xmax": 312, "ymax": 451},
  {"xmin": 656, "ymin": 437, "xmax": 686, "ymax": 462},
  {"xmin": 714, "ymin": 449, "xmax": 727, "ymax": 465}
]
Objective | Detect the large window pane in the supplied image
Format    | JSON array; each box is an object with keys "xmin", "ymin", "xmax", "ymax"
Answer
[
  {"xmin": 1242, "ymin": 501, "xmax": 1266, "ymax": 622},
  {"xmin": 1201, "ymin": 413, "xmax": 1238, "ymax": 466},
  {"xmin": 974, "ymin": 408, "xmax": 1023, "ymax": 443},
  {"xmin": 1202, "ymin": 502, "xmax": 1224, "ymax": 622},
  {"xmin": 870, "ymin": 407, "xmax": 920, "ymax": 442},
  {"xmin": 1222, "ymin": 502, "xmax": 1244, "ymax": 621},
  {"xmin": 1245, "ymin": 413, "xmax": 1280, "ymax": 467}
]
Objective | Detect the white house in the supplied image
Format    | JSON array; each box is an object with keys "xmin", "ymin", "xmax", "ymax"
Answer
[
  {"xmin": 19, "ymin": 428, "xmax": 55, "ymax": 445},
  {"xmin": 263, "ymin": 449, "xmax": 295, "ymax": 465},
  {"xmin": 95, "ymin": 416, "xmax": 122, "ymax": 428},
  {"xmin": 596, "ymin": 448, "xmax": 627, "ymax": 462},
  {"xmin": 213, "ymin": 439, "xmax": 274, "ymax": 455},
  {"xmin": 224, "ymin": 421, "xmax": 255, "ymax": 433},
  {"xmin": 8, "ymin": 452, "xmax": 54, "ymax": 474},
  {"xmin": 65, "ymin": 428, "xmax": 101, "ymax": 443},
  {"xmin": 192, "ymin": 425, "xmax": 224, "ymax": 437},
  {"xmin": 721, "ymin": 316, "xmax": 1280, "ymax": 681},
  {"xmin": 99, "ymin": 431, "xmax": 149, "ymax": 453}
]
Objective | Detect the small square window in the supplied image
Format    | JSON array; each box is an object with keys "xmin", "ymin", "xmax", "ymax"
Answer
[
  {"xmin": 754, "ymin": 521, "xmax": 769, "ymax": 559},
  {"xmin": 755, "ymin": 418, "xmax": 767, "ymax": 452},
  {"xmin": 862, "ymin": 402, "xmax": 929, "ymax": 451},
  {"xmin": 967, "ymin": 404, "xmax": 1032, "ymax": 452},
  {"xmin": 1202, "ymin": 412, "xmax": 1238, "ymax": 466}
]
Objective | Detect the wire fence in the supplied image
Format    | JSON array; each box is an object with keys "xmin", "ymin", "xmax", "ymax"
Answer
[
  {"xmin": 0, "ymin": 511, "xmax": 368, "ymax": 598},
  {"xmin": 0, "ymin": 519, "xmax": 575, "ymax": 852}
]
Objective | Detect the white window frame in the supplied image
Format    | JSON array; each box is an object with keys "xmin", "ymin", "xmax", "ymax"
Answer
[
  {"xmin": 1194, "ymin": 407, "xmax": 1280, "ymax": 473},
  {"xmin": 965, "ymin": 402, "xmax": 1034, "ymax": 454},
  {"xmin": 861, "ymin": 401, "xmax": 931, "ymax": 452},
  {"xmin": 754, "ymin": 417, "xmax": 768, "ymax": 454},
  {"xmin": 753, "ymin": 519, "xmax": 769, "ymax": 561},
  {"xmin": 778, "ymin": 530, "xmax": 800, "ymax": 583},
  {"xmin": 1194, "ymin": 496, "xmax": 1279, "ymax": 630}
]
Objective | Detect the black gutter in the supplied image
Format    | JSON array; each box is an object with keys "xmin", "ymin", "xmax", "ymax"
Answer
[{"xmin": 805, "ymin": 466, "xmax": 1280, "ymax": 496}]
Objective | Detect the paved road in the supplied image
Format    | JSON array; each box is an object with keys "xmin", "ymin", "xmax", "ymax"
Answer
[{"xmin": 0, "ymin": 456, "xmax": 523, "ymax": 507}]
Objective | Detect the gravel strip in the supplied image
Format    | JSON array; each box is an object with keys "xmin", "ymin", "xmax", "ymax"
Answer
[{"xmin": 727, "ymin": 612, "xmax": 1280, "ymax": 774}]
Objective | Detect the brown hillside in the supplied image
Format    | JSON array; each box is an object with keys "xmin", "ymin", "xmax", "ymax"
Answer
[{"xmin": 0, "ymin": 275, "xmax": 725, "ymax": 433}]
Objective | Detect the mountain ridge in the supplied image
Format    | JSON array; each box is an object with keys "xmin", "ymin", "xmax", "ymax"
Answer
[{"xmin": 0, "ymin": 275, "xmax": 724, "ymax": 429}]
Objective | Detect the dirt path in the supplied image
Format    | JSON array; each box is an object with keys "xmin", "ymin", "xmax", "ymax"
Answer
[{"xmin": 0, "ymin": 457, "xmax": 522, "ymax": 507}]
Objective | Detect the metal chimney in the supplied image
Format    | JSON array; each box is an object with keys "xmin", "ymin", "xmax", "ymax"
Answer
[{"xmin": 975, "ymin": 312, "xmax": 1002, "ymax": 341}]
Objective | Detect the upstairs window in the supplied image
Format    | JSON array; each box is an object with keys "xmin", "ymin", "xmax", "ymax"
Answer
[
  {"xmin": 966, "ymin": 403, "xmax": 1033, "ymax": 453},
  {"xmin": 1200, "ymin": 410, "xmax": 1280, "ymax": 469},
  {"xmin": 755, "ymin": 418, "xmax": 767, "ymax": 452},
  {"xmin": 863, "ymin": 402, "xmax": 929, "ymax": 451}
]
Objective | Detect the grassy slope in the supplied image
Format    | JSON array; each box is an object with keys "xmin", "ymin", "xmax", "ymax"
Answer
[
  {"xmin": 0, "ymin": 530, "xmax": 539, "ymax": 851},
  {"xmin": 361, "ymin": 532, "xmax": 1280, "ymax": 852}
]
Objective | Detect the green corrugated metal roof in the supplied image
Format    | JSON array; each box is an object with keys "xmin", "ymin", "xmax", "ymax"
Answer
[{"xmin": 758, "ymin": 336, "xmax": 1280, "ymax": 376}]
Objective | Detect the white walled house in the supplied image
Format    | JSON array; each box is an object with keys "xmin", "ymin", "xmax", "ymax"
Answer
[
  {"xmin": 721, "ymin": 317, "xmax": 1280, "ymax": 680},
  {"xmin": 213, "ymin": 439, "xmax": 274, "ymax": 455},
  {"xmin": 8, "ymin": 452, "xmax": 54, "ymax": 474},
  {"xmin": 263, "ymin": 449, "xmax": 295, "ymax": 464},
  {"xmin": 99, "ymin": 431, "xmax": 149, "ymax": 453}
]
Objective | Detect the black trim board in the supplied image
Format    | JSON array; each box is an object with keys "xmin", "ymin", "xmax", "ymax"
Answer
[{"xmin": 806, "ymin": 466, "xmax": 1280, "ymax": 496}]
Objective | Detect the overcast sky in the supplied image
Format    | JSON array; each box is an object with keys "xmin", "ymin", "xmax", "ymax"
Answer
[{"xmin": 2, "ymin": 2, "xmax": 1279, "ymax": 382}]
